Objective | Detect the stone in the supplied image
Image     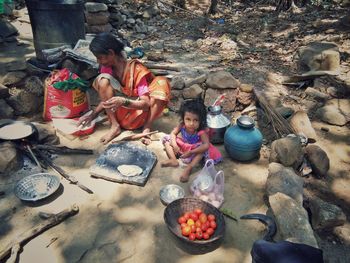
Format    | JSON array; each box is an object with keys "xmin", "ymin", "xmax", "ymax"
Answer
[
  {"xmin": 168, "ymin": 90, "xmax": 183, "ymax": 112},
  {"xmin": 32, "ymin": 122, "xmax": 60, "ymax": 145},
  {"xmin": 206, "ymin": 71, "xmax": 240, "ymax": 89},
  {"xmin": 266, "ymin": 162, "xmax": 304, "ymax": 205},
  {"xmin": 5, "ymin": 58, "xmax": 27, "ymax": 71},
  {"xmin": 170, "ymin": 76, "xmax": 185, "ymax": 90},
  {"xmin": 0, "ymin": 84, "xmax": 10, "ymax": 99},
  {"xmin": 305, "ymin": 145, "xmax": 330, "ymax": 177},
  {"xmin": 24, "ymin": 76, "xmax": 44, "ymax": 96},
  {"xmin": 84, "ymin": 2, "xmax": 108, "ymax": 13},
  {"xmin": 1, "ymin": 71, "xmax": 27, "ymax": 86},
  {"xmin": 237, "ymin": 90, "xmax": 253, "ymax": 106},
  {"xmin": 306, "ymin": 196, "xmax": 346, "ymax": 230},
  {"xmin": 182, "ymin": 84, "xmax": 203, "ymax": 99},
  {"xmin": 326, "ymin": 99, "xmax": 350, "ymax": 120},
  {"xmin": 0, "ymin": 99, "xmax": 14, "ymax": 118},
  {"xmin": 204, "ymin": 88, "xmax": 238, "ymax": 112},
  {"xmin": 269, "ymin": 192, "xmax": 319, "ymax": 248},
  {"xmin": 333, "ymin": 223, "xmax": 350, "ymax": 246},
  {"xmin": 239, "ymin": 83, "xmax": 253, "ymax": 93},
  {"xmin": 275, "ymin": 106, "xmax": 294, "ymax": 119},
  {"xmin": 0, "ymin": 142, "xmax": 21, "ymax": 174},
  {"xmin": 149, "ymin": 40, "xmax": 164, "ymax": 50},
  {"xmin": 6, "ymin": 90, "xmax": 42, "ymax": 115},
  {"xmin": 142, "ymin": 6, "xmax": 159, "ymax": 19},
  {"xmin": 269, "ymin": 137, "xmax": 303, "ymax": 168},
  {"xmin": 85, "ymin": 11, "xmax": 110, "ymax": 26},
  {"xmin": 85, "ymin": 23, "xmax": 113, "ymax": 34},
  {"xmin": 305, "ymin": 87, "xmax": 329, "ymax": 101},
  {"xmin": 316, "ymin": 105, "xmax": 347, "ymax": 126}
]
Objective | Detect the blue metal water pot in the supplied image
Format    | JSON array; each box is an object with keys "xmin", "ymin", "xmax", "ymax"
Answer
[{"xmin": 224, "ymin": 115, "xmax": 263, "ymax": 161}]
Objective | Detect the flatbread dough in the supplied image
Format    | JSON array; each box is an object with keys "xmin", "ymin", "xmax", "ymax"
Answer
[
  {"xmin": 117, "ymin": 164, "xmax": 143, "ymax": 177},
  {"xmin": 0, "ymin": 122, "xmax": 33, "ymax": 140}
]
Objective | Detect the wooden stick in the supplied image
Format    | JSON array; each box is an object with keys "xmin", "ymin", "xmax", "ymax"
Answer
[
  {"xmin": 91, "ymin": 173, "xmax": 125, "ymax": 184},
  {"xmin": 34, "ymin": 150, "xmax": 94, "ymax": 194},
  {"xmin": 34, "ymin": 145, "xmax": 93, "ymax": 155},
  {"xmin": 0, "ymin": 205, "xmax": 79, "ymax": 262},
  {"xmin": 143, "ymin": 62, "xmax": 181, "ymax": 72},
  {"xmin": 113, "ymin": 130, "xmax": 159, "ymax": 143}
]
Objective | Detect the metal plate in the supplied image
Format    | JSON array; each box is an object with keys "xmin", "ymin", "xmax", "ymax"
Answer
[
  {"xmin": 0, "ymin": 120, "xmax": 36, "ymax": 140},
  {"xmin": 14, "ymin": 173, "xmax": 61, "ymax": 201}
]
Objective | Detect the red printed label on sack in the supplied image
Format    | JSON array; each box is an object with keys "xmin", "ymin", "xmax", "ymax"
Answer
[{"xmin": 73, "ymin": 89, "xmax": 87, "ymax": 107}]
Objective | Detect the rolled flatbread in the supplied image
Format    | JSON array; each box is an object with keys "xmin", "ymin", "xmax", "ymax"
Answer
[
  {"xmin": 0, "ymin": 122, "xmax": 33, "ymax": 140},
  {"xmin": 117, "ymin": 164, "xmax": 143, "ymax": 177}
]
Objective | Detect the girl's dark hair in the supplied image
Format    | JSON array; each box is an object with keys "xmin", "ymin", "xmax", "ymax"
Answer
[
  {"xmin": 179, "ymin": 98, "xmax": 207, "ymax": 130},
  {"xmin": 89, "ymin": 32, "xmax": 125, "ymax": 56}
]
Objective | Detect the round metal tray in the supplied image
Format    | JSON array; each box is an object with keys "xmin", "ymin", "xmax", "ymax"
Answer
[
  {"xmin": 14, "ymin": 173, "xmax": 61, "ymax": 201},
  {"xmin": 159, "ymin": 184, "xmax": 185, "ymax": 205}
]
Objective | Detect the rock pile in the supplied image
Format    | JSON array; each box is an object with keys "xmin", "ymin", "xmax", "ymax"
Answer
[{"xmin": 85, "ymin": 2, "xmax": 112, "ymax": 34}]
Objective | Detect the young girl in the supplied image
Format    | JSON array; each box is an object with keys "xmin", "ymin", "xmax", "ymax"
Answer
[{"xmin": 161, "ymin": 99, "xmax": 222, "ymax": 182}]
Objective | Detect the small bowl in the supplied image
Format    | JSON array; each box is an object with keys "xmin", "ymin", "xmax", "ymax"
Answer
[{"xmin": 159, "ymin": 184, "xmax": 185, "ymax": 205}]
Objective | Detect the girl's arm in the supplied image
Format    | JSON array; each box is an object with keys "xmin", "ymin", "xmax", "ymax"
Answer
[{"xmin": 169, "ymin": 125, "xmax": 181, "ymax": 153}]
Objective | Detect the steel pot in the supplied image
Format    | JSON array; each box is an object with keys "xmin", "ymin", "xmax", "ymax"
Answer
[{"xmin": 207, "ymin": 105, "xmax": 231, "ymax": 144}]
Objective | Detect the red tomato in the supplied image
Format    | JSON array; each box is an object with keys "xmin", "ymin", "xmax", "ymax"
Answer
[
  {"xmin": 195, "ymin": 220, "xmax": 202, "ymax": 228},
  {"xmin": 210, "ymin": 221, "xmax": 217, "ymax": 229},
  {"xmin": 208, "ymin": 214, "xmax": 216, "ymax": 221},
  {"xmin": 199, "ymin": 213, "xmax": 207, "ymax": 224},
  {"xmin": 194, "ymin": 208, "xmax": 202, "ymax": 215},
  {"xmin": 189, "ymin": 213, "xmax": 198, "ymax": 221},
  {"xmin": 189, "ymin": 233, "xmax": 196, "ymax": 241},
  {"xmin": 206, "ymin": 227, "xmax": 214, "ymax": 236},
  {"xmin": 195, "ymin": 230, "xmax": 203, "ymax": 240},
  {"xmin": 178, "ymin": 216, "xmax": 186, "ymax": 224},
  {"xmin": 183, "ymin": 212, "xmax": 191, "ymax": 221},
  {"xmin": 203, "ymin": 233, "xmax": 210, "ymax": 240},
  {"xmin": 201, "ymin": 223, "xmax": 208, "ymax": 232},
  {"xmin": 182, "ymin": 226, "xmax": 191, "ymax": 236},
  {"xmin": 190, "ymin": 225, "xmax": 196, "ymax": 233},
  {"xmin": 180, "ymin": 223, "xmax": 187, "ymax": 229},
  {"xmin": 196, "ymin": 227, "xmax": 202, "ymax": 233}
]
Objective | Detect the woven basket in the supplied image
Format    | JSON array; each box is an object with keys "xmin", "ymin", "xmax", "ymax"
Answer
[{"xmin": 164, "ymin": 197, "xmax": 225, "ymax": 251}]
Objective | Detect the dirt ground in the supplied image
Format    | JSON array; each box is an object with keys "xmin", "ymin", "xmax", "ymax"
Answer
[{"xmin": 1, "ymin": 1, "xmax": 350, "ymax": 263}]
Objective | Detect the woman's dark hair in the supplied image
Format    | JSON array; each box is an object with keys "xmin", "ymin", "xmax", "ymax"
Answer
[
  {"xmin": 89, "ymin": 32, "xmax": 125, "ymax": 56},
  {"xmin": 179, "ymin": 98, "xmax": 207, "ymax": 130}
]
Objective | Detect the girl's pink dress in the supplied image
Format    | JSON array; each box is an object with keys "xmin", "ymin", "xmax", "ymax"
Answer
[{"xmin": 162, "ymin": 126, "xmax": 222, "ymax": 164}]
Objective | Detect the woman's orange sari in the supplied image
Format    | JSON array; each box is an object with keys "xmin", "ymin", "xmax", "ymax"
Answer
[{"xmin": 116, "ymin": 59, "xmax": 170, "ymax": 130}]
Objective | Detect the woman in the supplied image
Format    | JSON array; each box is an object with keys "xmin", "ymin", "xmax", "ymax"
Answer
[{"xmin": 79, "ymin": 33, "xmax": 170, "ymax": 144}]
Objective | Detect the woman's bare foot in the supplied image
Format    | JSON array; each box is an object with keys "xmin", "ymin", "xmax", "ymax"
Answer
[
  {"xmin": 161, "ymin": 159, "xmax": 179, "ymax": 167},
  {"xmin": 100, "ymin": 125, "xmax": 121, "ymax": 144},
  {"xmin": 180, "ymin": 166, "xmax": 192, "ymax": 183}
]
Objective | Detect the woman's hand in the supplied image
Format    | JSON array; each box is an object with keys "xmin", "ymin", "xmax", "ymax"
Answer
[
  {"xmin": 102, "ymin": 97, "xmax": 125, "ymax": 109},
  {"xmin": 77, "ymin": 113, "xmax": 94, "ymax": 127}
]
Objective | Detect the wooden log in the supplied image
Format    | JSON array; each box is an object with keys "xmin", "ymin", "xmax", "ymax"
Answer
[
  {"xmin": 0, "ymin": 205, "xmax": 79, "ymax": 262},
  {"xmin": 289, "ymin": 111, "xmax": 317, "ymax": 142},
  {"xmin": 112, "ymin": 130, "xmax": 159, "ymax": 143},
  {"xmin": 34, "ymin": 145, "xmax": 93, "ymax": 155}
]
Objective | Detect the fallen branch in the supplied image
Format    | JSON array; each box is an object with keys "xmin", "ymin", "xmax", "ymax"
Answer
[
  {"xmin": 34, "ymin": 150, "xmax": 94, "ymax": 194},
  {"xmin": 0, "ymin": 204, "xmax": 79, "ymax": 262}
]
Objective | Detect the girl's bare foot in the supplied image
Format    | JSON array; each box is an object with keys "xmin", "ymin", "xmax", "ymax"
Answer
[
  {"xmin": 180, "ymin": 166, "xmax": 192, "ymax": 183},
  {"xmin": 161, "ymin": 159, "xmax": 179, "ymax": 167},
  {"xmin": 100, "ymin": 126, "xmax": 121, "ymax": 144}
]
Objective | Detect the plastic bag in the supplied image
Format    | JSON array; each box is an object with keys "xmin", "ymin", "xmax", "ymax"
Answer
[{"xmin": 190, "ymin": 159, "xmax": 224, "ymax": 208}]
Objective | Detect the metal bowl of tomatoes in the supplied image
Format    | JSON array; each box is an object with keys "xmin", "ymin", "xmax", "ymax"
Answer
[{"xmin": 163, "ymin": 197, "xmax": 225, "ymax": 252}]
